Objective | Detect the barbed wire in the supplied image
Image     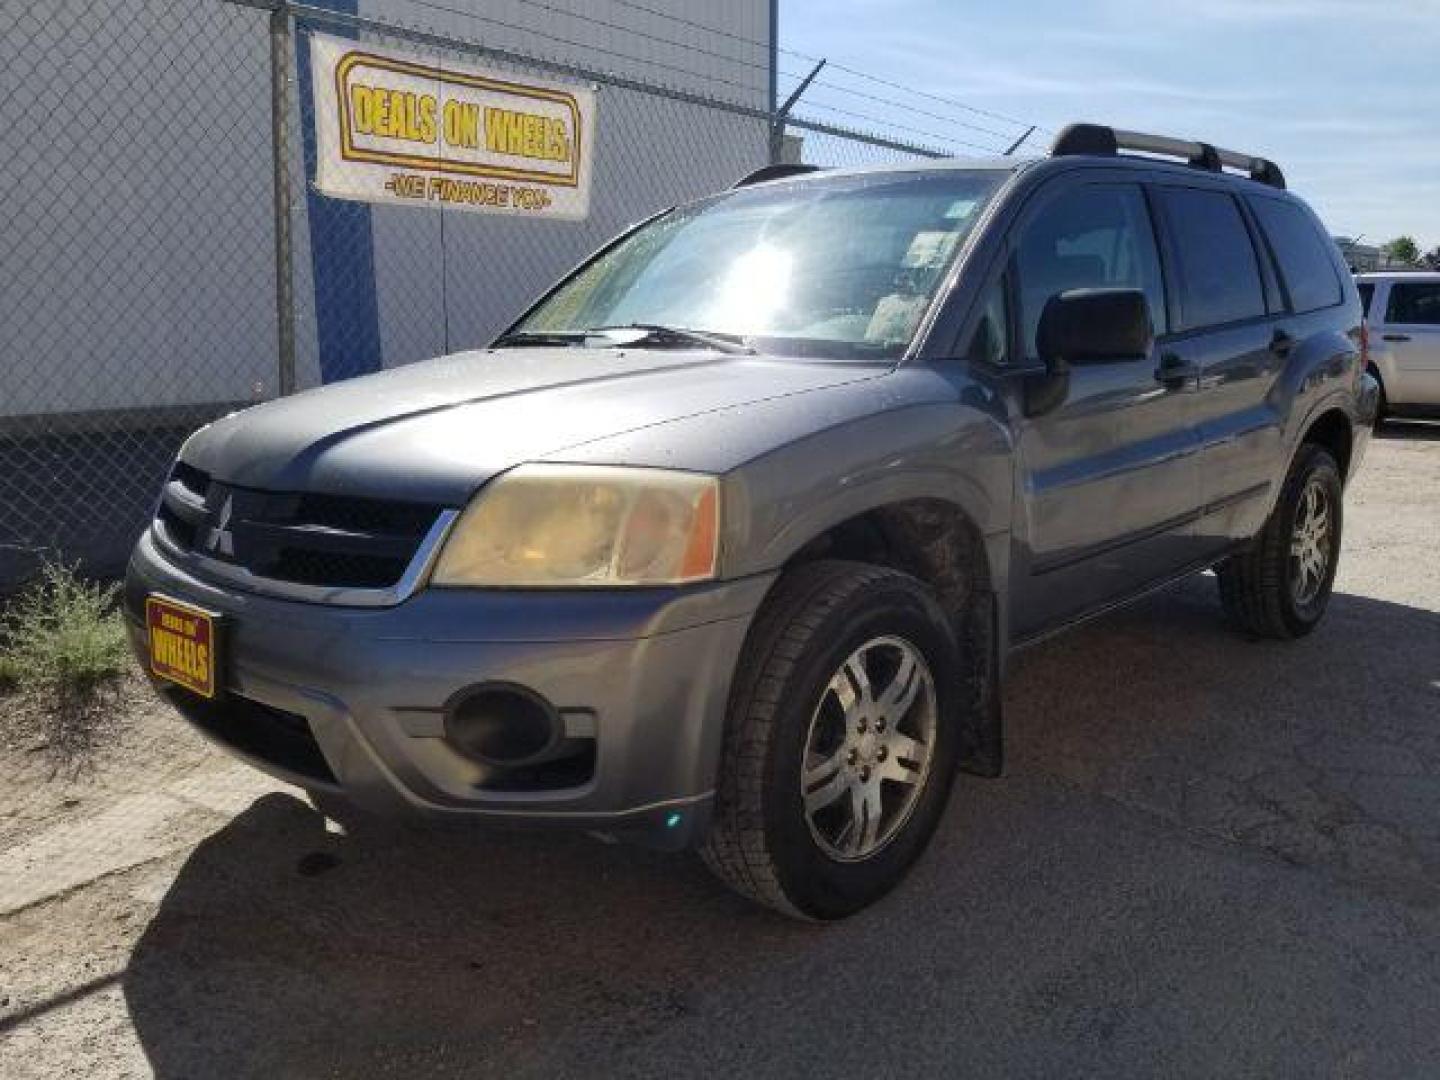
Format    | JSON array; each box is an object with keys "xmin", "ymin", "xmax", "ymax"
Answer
[
  {"xmin": 401, "ymin": 0, "xmax": 1049, "ymax": 147},
  {"xmin": 781, "ymin": 77, "xmax": 1017, "ymax": 143},
  {"xmin": 598, "ymin": 0, "xmax": 1054, "ymax": 134},
  {"xmin": 788, "ymin": 101, "xmax": 1006, "ymax": 155}
]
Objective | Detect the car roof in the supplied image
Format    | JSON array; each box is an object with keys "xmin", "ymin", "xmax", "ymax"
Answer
[
  {"xmin": 1354, "ymin": 270, "xmax": 1440, "ymax": 281},
  {"xmin": 745, "ymin": 123, "xmax": 1295, "ymax": 197},
  {"xmin": 743, "ymin": 123, "xmax": 1296, "ymax": 201},
  {"xmin": 737, "ymin": 156, "xmax": 1032, "ymax": 186},
  {"xmin": 742, "ymin": 153, "xmax": 1293, "ymax": 197}
]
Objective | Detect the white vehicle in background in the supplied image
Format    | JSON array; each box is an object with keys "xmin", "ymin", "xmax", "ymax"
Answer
[{"xmin": 1355, "ymin": 272, "xmax": 1440, "ymax": 418}]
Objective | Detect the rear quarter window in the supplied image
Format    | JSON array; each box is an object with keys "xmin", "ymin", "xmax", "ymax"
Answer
[
  {"xmin": 1249, "ymin": 197, "xmax": 1342, "ymax": 313},
  {"xmin": 1155, "ymin": 187, "xmax": 1266, "ymax": 330}
]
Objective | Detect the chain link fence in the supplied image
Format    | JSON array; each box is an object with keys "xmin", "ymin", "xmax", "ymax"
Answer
[{"xmin": 1, "ymin": 0, "xmax": 945, "ymax": 591}]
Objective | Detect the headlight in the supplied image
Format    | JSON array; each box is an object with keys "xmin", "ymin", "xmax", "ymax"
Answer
[{"xmin": 431, "ymin": 465, "xmax": 720, "ymax": 588}]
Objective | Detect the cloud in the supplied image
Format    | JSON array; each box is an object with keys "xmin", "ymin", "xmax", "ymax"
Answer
[
  {"xmin": 782, "ymin": 0, "xmax": 1440, "ymax": 247},
  {"xmin": 1170, "ymin": 0, "xmax": 1440, "ymax": 23}
]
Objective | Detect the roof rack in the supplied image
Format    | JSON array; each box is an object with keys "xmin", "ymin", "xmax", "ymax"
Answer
[
  {"xmin": 733, "ymin": 163, "xmax": 823, "ymax": 188},
  {"xmin": 1050, "ymin": 123, "xmax": 1285, "ymax": 190}
]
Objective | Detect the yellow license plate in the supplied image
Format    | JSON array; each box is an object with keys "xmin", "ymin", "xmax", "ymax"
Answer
[{"xmin": 145, "ymin": 595, "xmax": 218, "ymax": 698}]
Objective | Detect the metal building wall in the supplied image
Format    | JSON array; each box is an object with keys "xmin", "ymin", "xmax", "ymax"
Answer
[{"xmin": 0, "ymin": 0, "xmax": 278, "ymax": 418}]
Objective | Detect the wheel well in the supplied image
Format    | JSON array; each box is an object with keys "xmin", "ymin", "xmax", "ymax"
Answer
[
  {"xmin": 786, "ymin": 500, "xmax": 990, "ymax": 615},
  {"xmin": 784, "ymin": 499, "xmax": 1002, "ymax": 776},
  {"xmin": 1302, "ymin": 408, "xmax": 1353, "ymax": 480}
]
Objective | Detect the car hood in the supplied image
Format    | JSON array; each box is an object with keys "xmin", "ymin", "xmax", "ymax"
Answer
[{"xmin": 182, "ymin": 347, "xmax": 884, "ymax": 504}]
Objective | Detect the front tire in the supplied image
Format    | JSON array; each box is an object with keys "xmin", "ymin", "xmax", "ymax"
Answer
[
  {"xmin": 1217, "ymin": 443, "xmax": 1343, "ymax": 639},
  {"xmin": 701, "ymin": 560, "xmax": 964, "ymax": 919}
]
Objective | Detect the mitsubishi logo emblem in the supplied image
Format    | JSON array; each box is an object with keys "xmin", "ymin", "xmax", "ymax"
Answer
[{"xmin": 203, "ymin": 494, "xmax": 235, "ymax": 557}]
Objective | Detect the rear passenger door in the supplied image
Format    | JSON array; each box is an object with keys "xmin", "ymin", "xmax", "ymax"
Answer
[
  {"xmin": 1151, "ymin": 184, "xmax": 1287, "ymax": 554},
  {"xmin": 1378, "ymin": 281, "xmax": 1440, "ymax": 404},
  {"xmin": 1010, "ymin": 180, "xmax": 1200, "ymax": 637}
]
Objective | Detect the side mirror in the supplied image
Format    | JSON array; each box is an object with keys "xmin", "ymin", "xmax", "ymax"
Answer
[{"xmin": 1036, "ymin": 288, "xmax": 1153, "ymax": 368}]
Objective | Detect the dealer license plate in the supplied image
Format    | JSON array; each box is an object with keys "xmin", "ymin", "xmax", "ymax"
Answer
[{"xmin": 145, "ymin": 595, "xmax": 218, "ymax": 698}]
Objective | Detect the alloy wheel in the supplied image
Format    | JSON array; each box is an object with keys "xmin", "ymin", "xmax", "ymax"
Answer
[
  {"xmin": 800, "ymin": 635, "xmax": 938, "ymax": 862},
  {"xmin": 1290, "ymin": 477, "xmax": 1333, "ymax": 606}
]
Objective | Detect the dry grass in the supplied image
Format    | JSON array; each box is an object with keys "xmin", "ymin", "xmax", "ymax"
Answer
[{"xmin": 0, "ymin": 561, "xmax": 132, "ymax": 771}]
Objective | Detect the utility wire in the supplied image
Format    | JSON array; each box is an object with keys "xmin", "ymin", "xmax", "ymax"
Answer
[
  {"xmin": 501, "ymin": 0, "xmax": 1022, "ymax": 143},
  {"xmin": 403, "ymin": 0, "xmax": 1050, "ymax": 140},
  {"xmin": 601, "ymin": 0, "xmax": 1053, "ymax": 133},
  {"xmin": 803, "ymin": 57, "xmax": 1055, "ymax": 135}
]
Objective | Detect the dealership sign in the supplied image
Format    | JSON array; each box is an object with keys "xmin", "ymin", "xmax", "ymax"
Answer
[{"xmin": 308, "ymin": 33, "xmax": 595, "ymax": 219}]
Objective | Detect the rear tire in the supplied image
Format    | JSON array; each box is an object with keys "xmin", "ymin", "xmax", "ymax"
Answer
[
  {"xmin": 1217, "ymin": 443, "xmax": 1343, "ymax": 639},
  {"xmin": 701, "ymin": 560, "xmax": 964, "ymax": 920}
]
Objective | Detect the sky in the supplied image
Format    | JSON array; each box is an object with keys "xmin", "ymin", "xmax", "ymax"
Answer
[{"xmin": 780, "ymin": 0, "xmax": 1440, "ymax": 252}]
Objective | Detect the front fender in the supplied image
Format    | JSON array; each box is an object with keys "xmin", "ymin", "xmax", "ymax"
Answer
[{"xmin": 724, "ymin": 396, "xmax": 1014, "ymax": 582}]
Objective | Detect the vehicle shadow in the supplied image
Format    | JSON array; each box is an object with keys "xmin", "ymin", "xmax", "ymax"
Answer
[{"xmin": 122, "ymin": 578, "xmax": 1440, "ymax": 1077}]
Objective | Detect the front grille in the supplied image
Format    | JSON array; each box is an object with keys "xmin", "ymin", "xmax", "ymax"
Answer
[{"xmin": 156, "ymin": 462, "xmax": 445, "ymax": 591}]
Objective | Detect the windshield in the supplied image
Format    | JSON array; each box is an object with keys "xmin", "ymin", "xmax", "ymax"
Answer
[{"xmin": 515, "ymin": 169, "xmax": 1008, "ymax": 359}]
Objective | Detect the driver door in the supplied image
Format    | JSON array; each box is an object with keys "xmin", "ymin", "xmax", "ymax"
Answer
[{"xmin": 1009, "ymin": 180, "xmax": 1202, "ymax": 638}]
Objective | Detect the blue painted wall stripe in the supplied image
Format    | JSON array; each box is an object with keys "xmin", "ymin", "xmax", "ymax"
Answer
[{"xmin": 294, "ymin": 0, "xmax": 383, "ymax": 384}]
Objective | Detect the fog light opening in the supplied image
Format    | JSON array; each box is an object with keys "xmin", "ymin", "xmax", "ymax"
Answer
[{"xmin": 444, "ymin": 683, "xmax": 559, "ymax": 767}]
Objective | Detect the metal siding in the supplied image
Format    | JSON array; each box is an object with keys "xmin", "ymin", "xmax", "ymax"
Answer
[
  {"xmin": 0, "ymin": 0, "xmax": 278, "ymax": 416},
  {"xmin": 379, "ymin": 0, "xmax": 771, "ymax": 107}
]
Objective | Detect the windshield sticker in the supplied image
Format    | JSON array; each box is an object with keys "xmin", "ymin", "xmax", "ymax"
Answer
[
  {"xmin": 865, "ymin": 292, "xmax": 930, "ymax": 344},
  {"xmin": 903, "ymin": 230, "xmax": 960, "ymax": 269},
  {"xmin": 944, "ymin": 199, "xmax": 978, "ymax": 220}
]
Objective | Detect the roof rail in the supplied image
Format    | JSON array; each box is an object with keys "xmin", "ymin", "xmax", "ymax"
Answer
[
  {"xmin": 1050, "ymin": 123, "xmax": 1285, "ymax": 190},
  {"xmin": 733, "ymin": 163, "xmax": 823, "ymax": 188}
]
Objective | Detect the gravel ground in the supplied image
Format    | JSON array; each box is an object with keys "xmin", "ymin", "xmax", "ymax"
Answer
[{"xmin": 2, "ymin": 426, "xmax": 1438, "ymax": 1079}]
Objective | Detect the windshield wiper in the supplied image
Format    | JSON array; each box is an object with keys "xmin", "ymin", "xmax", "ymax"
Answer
[
  {"xmin": 587, "ymin": 323, "xmax": 756, "ymax": 356},
  {"xmin": 491, "ymin": 330, "xmax": 591, "ymax": 348}
]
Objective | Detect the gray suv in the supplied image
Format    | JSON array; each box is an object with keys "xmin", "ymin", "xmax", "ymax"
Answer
[{"xmin": 126, "ymin": 124, "xmax": 1378, "ymax": 919}]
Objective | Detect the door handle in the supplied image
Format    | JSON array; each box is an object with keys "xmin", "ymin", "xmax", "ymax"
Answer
[
  {"xmin": 1382, "ymin": 333, "xmax": 1411, "ymax": 342},
  {"xmin": 1270, "ymin": 329, "xmax": 1296, "ymax": 357},
  {"xmin": 1155, "ymin": 352, "xmax": 1194, "ymax": 389}
]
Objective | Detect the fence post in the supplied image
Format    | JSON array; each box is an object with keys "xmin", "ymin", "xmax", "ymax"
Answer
[
  {"xmin": 269, "ymin": 1, "xmax": 297, "ymax": 396},
  {"xmin": 769, "ymin": 58, "xmax": 824, "ymax": 164},
  {"xmin": 1003, "ymin": 125, "xmax": 1036, "ymax": 155}
]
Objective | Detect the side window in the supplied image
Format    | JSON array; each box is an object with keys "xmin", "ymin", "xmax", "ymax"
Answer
[
  {"xmin": 1385, "ymin": 283, "xmax": 1440, "ymax": 325},
  {"xmin": 1156, "ymin": 187, "xmax": 1266, "ymax": 330},
  {"xmin": 1015, "ymin": 184, "xmax": 1165, "ymax": 358},
  {"xmin": 1249, "ymin": 197, "xmax": 1342, "ymax": 313},
  {"xmin": 964, "ymin": 277, "xmax": 1010, "ymax": 366},
  {"xmin": 1357, "ymin": 282, "xmax": 1375, "ymax": 317}
]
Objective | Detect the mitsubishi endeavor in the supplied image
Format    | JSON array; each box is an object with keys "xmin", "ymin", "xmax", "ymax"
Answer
[{"xmin": 127, "ymin": 124, "xmax": 1378, "ymax": 919}]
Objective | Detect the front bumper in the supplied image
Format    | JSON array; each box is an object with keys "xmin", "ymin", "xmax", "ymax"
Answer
[{"xmin": 125, "ymin": 529, "xmax": 773, "ymax": 847}]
